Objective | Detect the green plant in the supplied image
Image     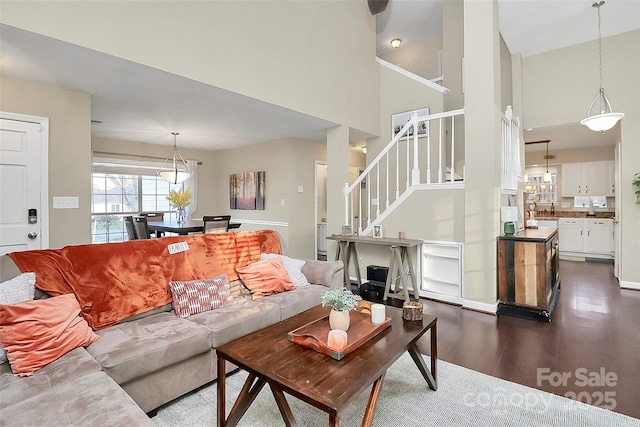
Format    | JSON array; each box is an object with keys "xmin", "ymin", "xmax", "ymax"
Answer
[
  {"xmin": 167, "ymin": 187, "xmax": 192, "ymax": 208},
  {"xmin": 321, "ymin": 288, "xmax": 362, "ymax": 312},
  {"xmin": 633, "ymin": 173, "xmax": 640, "ymax": 204}
]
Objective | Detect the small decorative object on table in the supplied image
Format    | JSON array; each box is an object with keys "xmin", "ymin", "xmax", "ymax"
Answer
[
  {"xmin": 327, "ymin": 329, "xmax": 348, "ymax": 351},
  {"xmin": 371, "ymin": 303, "xmax": 386, "ymax": 325},
  {"xmin": 373, "ymin": 224, "xmax": 382, "ymax": 238},
  {"xmin": 167, "ymin": 187, "xmax": 192, "ymax": 224},
  {"xmin": 402, "ymin": 301, "xmax": 423, "ymax": 321},
  {"xmin": 321, "ymin": 288, "xmax": 362, "ymax": 332},
  {"xmin": 341, "ymin": 225, "xmax": 352, "ymax": 235}
]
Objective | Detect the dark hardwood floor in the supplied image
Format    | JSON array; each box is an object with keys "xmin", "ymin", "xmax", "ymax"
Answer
[{"xmin": 371, "ymin": 260, "xmax": 640, "ymax": 419}]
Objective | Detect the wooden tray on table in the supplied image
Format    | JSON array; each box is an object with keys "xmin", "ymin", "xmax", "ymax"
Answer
[{"xmin": 287, "ymin": 309, "xmax": 391, "ymax": 360}]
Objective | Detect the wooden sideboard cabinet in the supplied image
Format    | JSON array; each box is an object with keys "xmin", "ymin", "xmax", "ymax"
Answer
[{"xmin": 497, "ymin": 227, "xmax": 560, "ymax": 322}]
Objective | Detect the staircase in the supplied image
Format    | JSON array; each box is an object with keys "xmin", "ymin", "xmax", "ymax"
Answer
[{"xmin": 344, "ymin": 109, "xmax": 465, "ymax": 236}]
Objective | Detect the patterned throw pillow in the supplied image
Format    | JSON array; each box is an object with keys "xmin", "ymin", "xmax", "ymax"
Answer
[
  {"xmin": 0, "ymin": 272, "xmax": 36, "ymax": 364},
  {"xmin": 169, "ymin": 274, "xmax": 233, "ymax": 318}
]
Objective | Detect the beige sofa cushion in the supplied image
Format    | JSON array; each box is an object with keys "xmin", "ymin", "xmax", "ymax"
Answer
[
  {"xmin": 0, "ymin": 347, "xmax": 100, "ymax": 408},
  {"xmin": 1, "ymin": 370, "xmax": 153, "ymax": 426},
  {"xmin": 186, "ymin": 298, "xmax": 281, "ymax": 348},
  {"xmin": 87, "ymin": 312, "xmax": 211, "ymax": 385}
]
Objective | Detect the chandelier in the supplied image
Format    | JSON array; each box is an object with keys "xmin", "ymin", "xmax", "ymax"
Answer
[{"xmin": 579, "ymin": 1, "xmax": 624, "ymax": 133}]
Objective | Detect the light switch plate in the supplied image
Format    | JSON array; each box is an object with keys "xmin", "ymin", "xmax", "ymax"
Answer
[{"xmin": 53, "ymin": 196, "xmax": 79, "ymax": 209}]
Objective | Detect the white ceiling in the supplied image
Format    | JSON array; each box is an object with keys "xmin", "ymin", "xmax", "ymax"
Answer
[{"xmin": 1, "ymin": 1, "xmax": 638, "ymax": 151}]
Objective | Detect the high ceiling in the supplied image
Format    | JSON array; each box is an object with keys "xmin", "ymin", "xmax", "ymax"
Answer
[{"xmin": 1, "ymin": 1, "xmax": 638, "ymax": 151}]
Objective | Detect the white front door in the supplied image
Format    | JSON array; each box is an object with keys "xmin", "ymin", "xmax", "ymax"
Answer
[{"xmin": 0, "ymin": 115, "xmax": 49, "ymax": 255}]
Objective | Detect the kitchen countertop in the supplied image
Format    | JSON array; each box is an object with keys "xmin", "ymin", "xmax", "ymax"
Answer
[
  {"xmin": 534, "ymin": 210, "xmax": 614, "ymax": 220},
  {"xmin": 498, "ymin": 226, "xmax": 557, "ymax": 243}
]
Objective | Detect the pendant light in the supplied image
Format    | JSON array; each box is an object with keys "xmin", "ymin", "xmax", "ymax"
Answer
[
  {"xmin": 157, "ymin": 132, "xmax": 192, "ymax": 184},
  {"xmin": 543, "ymin": 141, "xmax": 552, "ymax": 183},
  {"xmin": 580, "ymin": 1, "xmax": 624, "ymax": 133}
]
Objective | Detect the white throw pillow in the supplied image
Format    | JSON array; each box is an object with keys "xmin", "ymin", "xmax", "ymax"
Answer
[
  {"xmin": 260, "ymin": 253, "xmax": 308, "ymax": 287},
  {"xmin": 0, "ymin": 272, "xmax": 36, "ymax": 364}
]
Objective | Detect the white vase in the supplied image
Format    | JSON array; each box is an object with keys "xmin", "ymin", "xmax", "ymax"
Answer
[{"xmin": 329, "ymin": 309, "xmax": 350, "ymax": 331}]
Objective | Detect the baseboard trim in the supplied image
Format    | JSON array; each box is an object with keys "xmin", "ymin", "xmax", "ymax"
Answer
[
  {"xmin": 418, "ymin": 291, "xmax": 463, "ymax": 306},
  {"xmin": 235, "ymin": 219, "xmax": 288, "ymax": 227},
  {"xmin": 462, "ymin": 299, "xmax": 498, "ymax": 314},
  {"xmin": 620, "ymin": 280, "xmax": 640, "ymax": 290}
]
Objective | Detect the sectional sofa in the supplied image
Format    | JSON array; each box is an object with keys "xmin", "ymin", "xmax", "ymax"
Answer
[{"xmin": 0, "ymin": 230, "xmax": 343, "ymax": 425}]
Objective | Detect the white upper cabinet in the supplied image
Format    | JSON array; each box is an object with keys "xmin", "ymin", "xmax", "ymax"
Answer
[{"xmin": 561, "ymin": 161, "xmax": 614, "ymax": 197}]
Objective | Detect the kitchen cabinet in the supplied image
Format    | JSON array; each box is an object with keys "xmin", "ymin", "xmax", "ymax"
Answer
[
  {"xmin": 561, "ymin": 161, "xmax": 614, "ymax": 197},
  {"xmin": 558, "ymin": 219, "xmax": 585, "ymax": 252},
  {"xmin": 558, "ymin": 218, "xmax": 613, "ymax": 259},
  {"xmin": 497, "ymin": 227, "xmax": 560, "ymax": 321},
  {"xmin": 585, "ymin": 219, "xmax": 614, "ymax": 255}
]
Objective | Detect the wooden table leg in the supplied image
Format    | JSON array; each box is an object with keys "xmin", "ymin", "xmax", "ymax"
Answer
[
  {"xmin": 269, "ymin": 385, "xmax": 298, "ymax": 427},
  {"xmin": 217, "ymin": 356, "xmax": 226, "ymax": 427},
  {"xmin": 349, "ymin": 242, "xmax": 362, "ymax": 287},
  {"xmin": 407, "ymin": 331, "xmax": 438, "ymax": 391},
  {"xmin": 401, "ymin": 247, "xmax": 419, "ymax": 299},
  {"xmin": 224, "ymin": 373, "xmax": 267, "ymax": 427},
  {"xmin": 361, "ymin": 374, "xmax": 385, "ymax": 427}
]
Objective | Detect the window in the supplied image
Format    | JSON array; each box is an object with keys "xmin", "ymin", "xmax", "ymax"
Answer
[
  {"xmin": 91, "ymin": 161, "xmax": 183, "ymax": 243},
  {"xmin": 574, "ymin": 196, "xmax": 607, "ymax": 208},
  {"xmin": 524, "ymin": 168, "xmax": 558, "ymax": 204}
]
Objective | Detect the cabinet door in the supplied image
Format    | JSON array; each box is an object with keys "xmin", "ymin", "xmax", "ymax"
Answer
[
  {"xmin": 558, "ymin": 219, "xmax": 585, "ymax": 252},
  {"xmin": 584, "ymin": 162, "xmax": 610, "ymax": 196},
  {"xmin": 585, "ymin": 220, "xmax": 613, "ymax": 255},
  {"xmin": 561, "ymin": 163, "xmax": 583, "ymax": 196}
]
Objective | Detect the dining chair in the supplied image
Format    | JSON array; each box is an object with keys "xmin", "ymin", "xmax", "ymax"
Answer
[
  {"xmin": 140, "ymin": 212, "xmax": 165, "ymax": 236},
  {"xmin": 124, "ymin": 216, "xmax": 138, "ymax": 240},
  {"xmin": 132, "ymin": 215, "xmax": 152, "ymax": 239},
  {"xmin": 202, "ymin": 215, "xmax": 231, "ymax": 234}
]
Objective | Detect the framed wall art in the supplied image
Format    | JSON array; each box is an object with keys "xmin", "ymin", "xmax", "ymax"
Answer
[
  {"xmin": 392, "ymin": 107, "xmax": 429, "ymax": 138},
  {"xmin": 229, "ymin": 171, "xmax": 265, "ymax": 210}
]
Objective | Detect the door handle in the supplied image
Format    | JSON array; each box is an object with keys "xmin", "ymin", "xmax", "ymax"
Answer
[{"xmin": 27, "ymin": 232, "xmax": 38, "ymax": 239}]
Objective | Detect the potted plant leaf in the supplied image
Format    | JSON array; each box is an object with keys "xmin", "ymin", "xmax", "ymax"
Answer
[
  {"xmin": 633, "ymin": 173, "xmax": 640, "ymax": 205},
  {"xmin": 321, "ymin": 288, "xmax": 362, "ymax": 331}
]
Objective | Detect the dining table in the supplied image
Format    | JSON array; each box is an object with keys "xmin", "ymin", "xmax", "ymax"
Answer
[{"xmin": 147, "ymin": 219, "xmax": 240, "ymax": 236}]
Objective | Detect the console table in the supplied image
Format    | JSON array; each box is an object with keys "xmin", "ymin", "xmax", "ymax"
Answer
[{"xmin": 326, "ymin": 234, "xmax": 422, "ymax": 302}]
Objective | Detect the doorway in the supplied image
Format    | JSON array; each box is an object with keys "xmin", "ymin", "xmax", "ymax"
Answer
[
  {"xmin": 0, "ymin": 113, "xmax": 49, "ymax": 255},
  {"xmin": 315, "ymin": 161, "xmax": 327, "ymax": 261}
]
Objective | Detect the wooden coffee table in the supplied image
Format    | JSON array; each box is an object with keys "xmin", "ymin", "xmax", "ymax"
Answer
[{"xmin": 216, "ymin": 304, "xmax": 437, "ymax": 427}]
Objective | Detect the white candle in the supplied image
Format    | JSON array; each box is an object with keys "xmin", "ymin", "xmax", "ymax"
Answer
[{"xmin": 371, "ymin": 303, "xmax": 386, "ymax": 325}]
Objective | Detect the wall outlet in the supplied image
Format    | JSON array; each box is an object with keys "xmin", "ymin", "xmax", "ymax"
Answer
[{"xmin": 53, "ymin": 196, "xmax": 79, "ymax": 209}]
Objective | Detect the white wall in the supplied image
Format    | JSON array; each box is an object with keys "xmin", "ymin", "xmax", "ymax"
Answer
[
  {"xmin": 0, "ymin": 0, "xmax": 379, "ymax": 136},
  {"xmin": 1, "ymin": 77, "xmax": 91, "ymax": 248}
]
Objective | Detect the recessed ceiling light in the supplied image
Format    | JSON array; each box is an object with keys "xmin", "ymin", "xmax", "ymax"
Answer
[
  {"xmin": 390, "ymin": 38, "xmax": 402, "ymax": 48},
  {"xmin": 525, "ymin": 128, "xmax": 533, "ymax": 131}
]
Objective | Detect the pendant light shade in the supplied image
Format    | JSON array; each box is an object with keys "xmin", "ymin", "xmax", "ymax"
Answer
[
  {"xmin": 543, "ymin": 141, "xmax": 552, "ymax": 183},
  {"xmin": 158, "ymin": 132, "xmax": 192, "ymax": 184},
  {"xmin": 581, "ymin": 1, "xmax": 624, "ymax": 132}
]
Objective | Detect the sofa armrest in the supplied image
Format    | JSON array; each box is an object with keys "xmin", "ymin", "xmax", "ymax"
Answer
[{"xmin": 301, "ymin": 259, "xmax": 344, "ymax": 289}]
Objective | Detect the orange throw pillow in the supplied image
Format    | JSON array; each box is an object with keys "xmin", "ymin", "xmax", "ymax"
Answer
[
  {"xmin": 0, "ymin": 294, "xmax": 100, "ymax": 377},
  {"xmin": 236, "ymin": 257, "xmax": 295, "ymax": 299}
]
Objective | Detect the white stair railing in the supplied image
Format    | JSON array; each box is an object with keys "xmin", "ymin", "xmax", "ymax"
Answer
[{"xmin": 344, "ymin": 109, "xmax": 464, "ymax": 236}]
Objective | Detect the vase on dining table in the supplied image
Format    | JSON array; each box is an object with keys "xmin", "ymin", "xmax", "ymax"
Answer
[{"xmin": 176, "ymin": 207, "xmax": 186, "ymax": 224}]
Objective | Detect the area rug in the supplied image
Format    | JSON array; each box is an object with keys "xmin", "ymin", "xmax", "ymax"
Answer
[{"xmin": 154, "ymin": 353, "xmax": 638, "ymax": 426}]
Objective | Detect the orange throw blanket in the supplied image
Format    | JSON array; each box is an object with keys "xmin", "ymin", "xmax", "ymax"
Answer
[{"xmin": 8, "ymin": 230, "xmax": 282, "ymax": 330}]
